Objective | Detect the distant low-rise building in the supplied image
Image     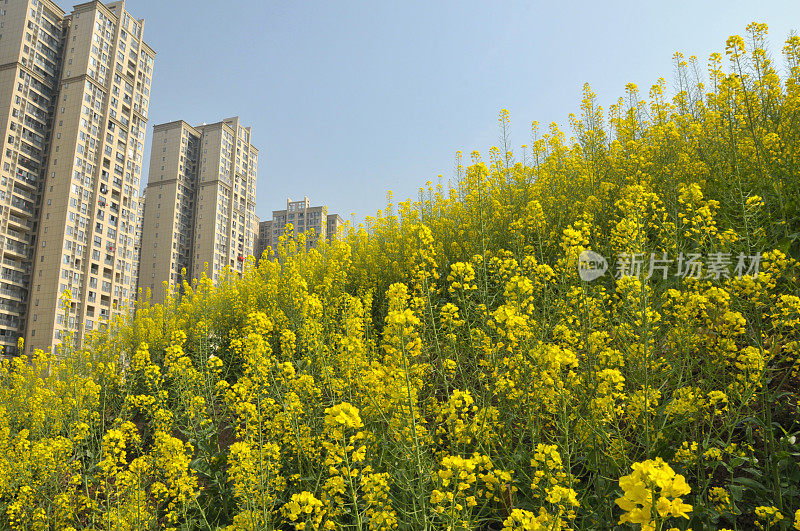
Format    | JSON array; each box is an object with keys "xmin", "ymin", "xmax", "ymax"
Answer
[
  {"xmin": 257, "ymin": 197, "xmax": 343, "ymax": 256},
  {"xmin": 326, "ymin": 213, "xmax": 344, "ymax": 242}
]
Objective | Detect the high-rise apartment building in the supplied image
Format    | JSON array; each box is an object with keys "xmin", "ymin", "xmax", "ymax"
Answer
[
  {"xmin": 0, "ymin": 0, "xmax": 65, "ymax": 354},
  {"xmin": 326, "ymin": 213, "xmax": 344, "ymax": 242},
  {"xmin": 252, "ymin": 213, "xmax": 260, "ymax": 257},
  {"xmin": 139, "ymin": 117, "xmax": 258, "ymax": 304},
  {"xmin": 256, "ymin": 197, "xmax": 344, "ymax": 256},
  {"xmin": 131, "ymin": 191, "xmax": 144, "ymax": 296},
  {"xmin": 255, "ymin": 218, "xmax": 271, "ymax": 260},
  {"xmin": 0, "ymin": 0, "xmax": 153, "ymax": 354}
]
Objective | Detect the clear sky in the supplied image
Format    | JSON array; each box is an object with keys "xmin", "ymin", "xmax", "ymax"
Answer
[{"xmin": 119, "ymin": 0, "xmax": 799, "ymax": 224}]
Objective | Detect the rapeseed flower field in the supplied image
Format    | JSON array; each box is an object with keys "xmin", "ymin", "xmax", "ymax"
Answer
[{"xmin": 1, "ymin": 23, "xmax": 799, "ymax": 530}]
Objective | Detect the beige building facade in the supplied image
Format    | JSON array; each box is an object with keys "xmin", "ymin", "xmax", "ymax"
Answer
[
  {"xmin": 140, "ymin": 117, "xmax": 258, "ymax": 304},
  {"xmin": 0, "ymin": 0, "xmax": 65, "ymax": 354},
  {"xmin": 255, "ymin": 218, "xmax": 271, "ymax": 260},
  {"xmin": 0, "ymin": 0, "xmax": 153, "ymax": 354},
  {"xmin": 131, "ymin": 189, "xmax": 144, "ymax": 297},
  {"xmin": 252, "ymin": 213, "xmax": 260, "ymax": 257},
  {"xmin": 326, "ymin": 213, "xmax": 344, "ymax": 242}
]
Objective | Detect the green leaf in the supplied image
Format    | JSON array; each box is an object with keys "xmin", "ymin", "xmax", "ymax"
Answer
[{"xmin": 731, "ymin": 476, "xmax": 768, "ymax": 495}]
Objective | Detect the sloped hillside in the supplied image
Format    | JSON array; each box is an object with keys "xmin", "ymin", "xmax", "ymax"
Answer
[{"xmin": 1, "ymin": 23, "xmax": 799, "ymax": 531}]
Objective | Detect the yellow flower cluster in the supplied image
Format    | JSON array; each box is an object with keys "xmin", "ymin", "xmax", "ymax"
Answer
[
  {"xmin": 616, "ymin": 458, "xmax": 692, "ymax": 530},
  {"xmin": 755, "ymin": 505, "xmax": 784, "ymax": 530},
  {"xmin": 281, "ymin": 491, "xmax": 326, "ymax": 530}
]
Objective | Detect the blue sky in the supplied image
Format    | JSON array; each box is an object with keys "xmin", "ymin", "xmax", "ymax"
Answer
[{"xmin": 123, "ymin": 0, "xmax": 799, "ymax": 224}]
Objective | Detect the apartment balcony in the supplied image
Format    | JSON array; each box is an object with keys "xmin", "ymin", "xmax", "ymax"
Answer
[
  {"xmin": 4, "ymin": 243, "xmax": 27, "ymax": 260},
  {"xmin": 12, "ymin": 187, "xmax": 37, "ymax": 203},
  {"xmin": 9, "ymin": 199, "xmax": 35, "ymax": 218},
  {"xmin": 0, "ymin": 286, "xmax": 25, "ymax": 302},
  {"xmin": 22, "ymin": 94, "xmax": 49, "ymax": 117},
  {"xmin": 15, "ymin": 156, "xmax": 40, "ymax": 175},
  {"xmin": 6, "ymin": 214, "xmax": 33, "ymax": 231},
  {"xmin": 0, "ymin": 322, "xmax": 21, "ymax": 334},
  {"xmin": 0, "ymin": 301, "xmax": 22, "ymax": 315},
  {"xmin": 20, "ymin": 131, "xmax": 44, "ymax": 149},
  {"xmin": 34, "ymin": 58, "xmax": 57, "ymax": 79},
  {"xmin": 13, "ymin": 170, "xmax": 39, "ymax": 191},
  {"xmin": 2, "ymin": 257, "xmax": 29, "ymax": 273},
  {"xmin": 35, "ymin": 30, "xmax": 59, "ymax": 51},
  {"xmin": 66, "ymin": 280, "xmax": 83, "ymax": 294},
  {"xmin": 23, "ymin": 104, "xmax": 48, "ymax": 124},
  {"xmin": 0, "ymin": 272, "xmax": 27, "ymax": 286}
]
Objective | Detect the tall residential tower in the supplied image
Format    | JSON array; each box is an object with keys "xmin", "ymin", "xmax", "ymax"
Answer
[
  {"xmin": 139, "ymin": 117, "xmax": 258, "ymax": 304},
  {"xmin": 1, "ymin": 0, "xmax": 153, "ymax": 354},
  {"xmin": 0, "ymin": 0, "xmax": 66, "ymax": 354},
  {"xmin": 18, "ymin": 1, "xmax": 153, "ymax": 352}
]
